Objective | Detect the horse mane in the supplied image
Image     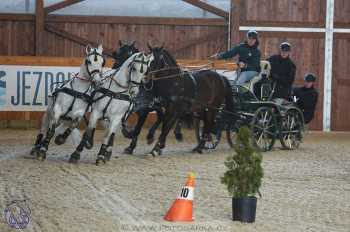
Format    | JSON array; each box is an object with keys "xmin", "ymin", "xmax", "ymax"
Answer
[{"xmin": 161, "ymin": 49, "xmax": 178, "ymax": 67}]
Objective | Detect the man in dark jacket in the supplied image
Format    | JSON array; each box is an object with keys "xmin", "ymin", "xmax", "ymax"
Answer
[
  {"xmin": 214, "ymin": 30, "xmax": 261, "ymax": 85},
  {"xmin": 268, "ymin": 42, "xmax": 296, "ymax": 99},
  {"xmin": 293, "ymin": 74, "xmax": 319, "ymax": 124}
]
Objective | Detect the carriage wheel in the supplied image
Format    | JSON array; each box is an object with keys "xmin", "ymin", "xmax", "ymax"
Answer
[
  {"xmin": 194, "ymin": 119, "xmax": 221, "ymax": 150},
  {"xmin": 279, "ymin": 109, "xmax": 304, "ymax": 150},
  {"xmin": 250, "ymin": 107, "xmax": 277, "ymax": 152},
  {"xmin": 226, "ymin": 129, "xmax": 237, "ymax": 148}
]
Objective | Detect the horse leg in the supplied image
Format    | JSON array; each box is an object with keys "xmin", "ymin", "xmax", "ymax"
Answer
[
  {"xmin": 96, "ymin": 117, "xmax": 120, "ymax": 165},
  {"xmin": 30, "ymin": 110, "xmax": 49, "ymax": 156},
  {"xmin": 146, "ymin": 109, "xmax": 163, "ymax": 145},
  {"xmin": 69, "ymin": 112, "xmax": 99, "ymax": 163},
  {"xmin": 104, "ymin": 132, "xmax": 115, "ymax": 161},
  {"xmin": 174, "ymin": 120, "xmax": 184, "ymax": 142},
  {"xmin": 37, "ymin": 119, "xmax": 58, "ymax": 161},
  {"xmin": 150, "ymin": 113, "xmax": 177, "ymax": 157},
  {"xmin": 193, "ymin": 110, "xmax": 215, "ymax": 154},
  {"xmin": 123, "ymin": 109, "xmax": 148, "ymax": 155},
  {"xmin": 30, "ymin": 133, "xmax": 44, "ymax": 156}
]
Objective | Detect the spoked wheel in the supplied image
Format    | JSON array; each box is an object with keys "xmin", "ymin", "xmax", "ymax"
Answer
[
  {"xmin": 280, "ymin": 109, "xmax": 304, "ymax": 150},
  {"xmin": 250, "ymin": 107, "xmax": 277, "ymax": 152},
  {"xmin": 194, "ymin": 119, "xmax": 221, "ymax": 150}
]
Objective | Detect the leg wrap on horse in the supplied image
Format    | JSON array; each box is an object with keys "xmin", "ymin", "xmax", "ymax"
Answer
[
  {"xmin": 85, "ymin": 128, "xmax": 95, "ymax": 149},
  {"xmin": 34, "ymin": 133, "xmax": 44, "ymax": 146},
  {"xmin": 124, "ymin": 136, "xmax": 137, "ymax": 155},
  {"xmin": 97, "ymin": 144, "xmax": 108, "ymax": 157},
  {"xmin": 104, "ymin": 133, "xmax": 115, "ymax": 161},
  {"xmin": 42, "ymin": 126, "xmax": 56, "ymax": 150},
  {"xmin": 54, "ymin": 128, "xmax": 72, "ymax": 145},
  {"xmin": 83, "ymin": 128, "xmax": 95, "ymax": 149}
]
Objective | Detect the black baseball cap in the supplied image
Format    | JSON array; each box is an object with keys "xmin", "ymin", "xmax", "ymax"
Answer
[
  {"xmin": 280, "ymin": 42, "xmax": 291, "ymax": 52},
  {"xmin": 247, "ymin": 30, "xmax": 258, "ymax": 39},
  {"xmin": 304, "ymin": 73, "xmax": 317, "ymax": 82}
]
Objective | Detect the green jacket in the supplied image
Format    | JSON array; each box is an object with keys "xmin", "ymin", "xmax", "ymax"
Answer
[{"xmin": 218, "ymin": 42, "xmax": 261, "ymax": 72}]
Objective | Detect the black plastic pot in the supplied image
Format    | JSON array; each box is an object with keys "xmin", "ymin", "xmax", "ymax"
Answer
[{"xmin": 232, "ymin": 196, "xmax": 257, "ymax": 223}]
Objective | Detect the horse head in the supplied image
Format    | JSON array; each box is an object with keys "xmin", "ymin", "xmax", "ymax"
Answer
[
  {"xmin": 123, "ymin": 52, "xmax": 154, "ymax": 97},
  {"xmin": 84, "ymin": 44, "xmax": 105, "ymax": 87},
  {"xmin": 112, "ymin": 40, "xmax": 139, "ymax": 69}
]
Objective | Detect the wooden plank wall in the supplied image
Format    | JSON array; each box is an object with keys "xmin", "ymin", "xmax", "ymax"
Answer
[
  {"xmin": 0, "ymin": 20, "xmax": 35, "ymax": 56},
  {"xmin": 332, "ymin": 0, "xmax": 350, "ymax": 130},
  {"xmin": 0, "ymin": 20, "xmax": 226, "ymax": 59}
]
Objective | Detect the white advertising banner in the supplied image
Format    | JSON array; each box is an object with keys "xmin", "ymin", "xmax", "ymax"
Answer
[{"xmin": 0, "ymin": 65, "xmax": 80, "ymax": 111}]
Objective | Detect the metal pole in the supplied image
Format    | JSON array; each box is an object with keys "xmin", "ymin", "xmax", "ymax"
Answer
[{"xmin": 323, "ymin": 0, "xmax": 334, "ymax": 132}]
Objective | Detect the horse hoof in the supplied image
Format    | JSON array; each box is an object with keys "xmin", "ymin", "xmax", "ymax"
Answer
[
  {"xmin": 30, "ymin": 147, "xmax": 38, "ymax": 156},
  {"xmin": 105, "ymin": 151, "xmax": 112, "ymax": 161},
  {"xmin": 96, "ymin": 156, "xmax": 106, "ymax": 166},
  {"xmin": 175, "ymin": 133, "xmax": 184, "ymax": 142},
  {"xmin": 123, "ymin": 147, "xmax": 133, "ymax": 155},
  {"xmin": 150, "ymin": 149, "xmax": 162, "ymax": 157},
  {"xmin": 36, "ymin": 150, "xmax": 47, "ymax": 161},
  {"xmin": 84, "ymin": 142, "xmax": 93, "ymax": 150},
  {"xmin": 54, "ymin": 135, "xmax": 66, "ymax": 145},
  {"xmin": 192, "ymin": 147, "xmax": 203, "ymax": 154},
  {"xmin": 69, "ymin": 153, "xmax": 80, "ymax": 164},
  {"xmin": 146, "ymin": 136, "xmax": 154, "ymax": 145}
]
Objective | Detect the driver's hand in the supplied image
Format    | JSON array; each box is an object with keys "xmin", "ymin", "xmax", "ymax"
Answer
[
  {"xmin": 238, "ymin": 61, "xmax": 246, "ymax": 69},
  {"xmin": 209, "ymin": 53, "xmax": 219, "ymax": 60}
]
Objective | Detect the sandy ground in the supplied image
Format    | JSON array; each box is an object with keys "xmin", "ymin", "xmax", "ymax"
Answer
[{"xmin": 0, "ymin": 129, "xmax": 349, "ymax": 232}]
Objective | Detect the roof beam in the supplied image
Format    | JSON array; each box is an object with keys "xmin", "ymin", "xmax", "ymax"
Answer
[
  {"xmin": 182, "ymin": 0, "xmax": 229, "ymax": 18},
  {"xmin": 45, "ymin": 0, "xmax": 85, "ymax": 15},
  {"xmin": 172, "ymin": 30, "xmax": 226, "ymax": 54}
]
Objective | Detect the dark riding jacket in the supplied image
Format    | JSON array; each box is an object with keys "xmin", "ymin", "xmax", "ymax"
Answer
[
  {"xmin": 293, "ymin": 86, "xmax": 318, "ymax": 124},
  {"xmin": 218, "ymin": 42, "xmax": 261, "ymax": 73},
  {"xmin": 268, "ymin": 55, "xmax": 296, "ymax": 99}
]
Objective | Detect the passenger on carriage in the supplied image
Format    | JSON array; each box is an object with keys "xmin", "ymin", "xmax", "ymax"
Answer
[
  {"xmin": 267, "ymin": 42, "xmax": 296, "ymax": 100},
  {"xmin": 213, "ymin": 30, "xmax": 261, "ymax": 85},
  {"xmin": 293, "ymin": 74, "xmax": 319, "ymax": 124}
]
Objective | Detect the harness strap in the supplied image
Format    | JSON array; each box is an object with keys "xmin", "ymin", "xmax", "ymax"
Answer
[
  {"xmin": 52, "ymin": 87, "xmax": 92, "ymax": 120},
  {"xmin": 92, "ymin": 87, "xmax": 131, "ymax": 120}
]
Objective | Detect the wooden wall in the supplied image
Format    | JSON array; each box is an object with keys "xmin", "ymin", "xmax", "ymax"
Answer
[
  {"xmin": 0, "ymin": 16, "xmax": 227, "ymax": 59},
  {"xmin": 242, "ymin": 0, "xmax": 326, "ymax": 26}
]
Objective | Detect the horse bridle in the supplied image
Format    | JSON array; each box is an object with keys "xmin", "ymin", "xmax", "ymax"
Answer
[
  {"xmin": 107, "ymin": 54, "xmax": 151, "ymax": 96},
  {"xmin": 85, "ymin": 49, "xmax": 106, "ymax": 79}
]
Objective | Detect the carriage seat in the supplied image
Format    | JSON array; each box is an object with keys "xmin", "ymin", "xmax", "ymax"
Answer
[{"xmin": 241, "ymin": 60, "xmax": 271, "ymax": 94}]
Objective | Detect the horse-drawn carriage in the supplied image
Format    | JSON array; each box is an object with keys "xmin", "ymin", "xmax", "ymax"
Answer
[{"xmin": 194, "ymin": 61, "xmax": 305, "ymax": 152}]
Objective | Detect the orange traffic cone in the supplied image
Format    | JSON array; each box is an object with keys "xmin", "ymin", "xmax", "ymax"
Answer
[{"xmin": 164, "ymin": 172, "xmax": 195, "ymax": 222}]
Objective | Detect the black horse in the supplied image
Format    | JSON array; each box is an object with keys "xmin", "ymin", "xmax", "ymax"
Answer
[
  {"xmin": 146, "ymin": 45, "xmax": 234, "ymax": 155},
  {"xmin": 112, "ymin": 40, "xmax": 139, "ymax": 69}
]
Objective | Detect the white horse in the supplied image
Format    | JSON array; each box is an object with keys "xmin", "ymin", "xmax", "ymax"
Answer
[
  {"xmin": 69, "ymin": 52, "xmax": 154, "ymax": 165},
  {"xmin": 31, "ymin": 44, "xmax": 105, "ymax": 161}
]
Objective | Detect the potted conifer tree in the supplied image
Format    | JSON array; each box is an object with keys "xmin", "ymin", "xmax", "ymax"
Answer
[{"xmin": 221, "ymin": 126, "xmax": 263, "ymax": 223}]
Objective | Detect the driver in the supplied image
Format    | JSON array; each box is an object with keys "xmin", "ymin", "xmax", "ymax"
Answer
[{"xmin": 213, "ymin": 30, "xmax": 261, "ymax": 85}]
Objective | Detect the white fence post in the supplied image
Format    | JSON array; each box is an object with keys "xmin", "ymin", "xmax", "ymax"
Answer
[{"xmin": 323, "ymin": 0, "xmax": 334, "ymax": 132}]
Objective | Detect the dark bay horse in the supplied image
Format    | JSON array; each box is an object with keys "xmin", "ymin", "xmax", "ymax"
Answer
[{"xmin": 146, "ymin": 45, "xmax": 234, "ymax": 155}]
